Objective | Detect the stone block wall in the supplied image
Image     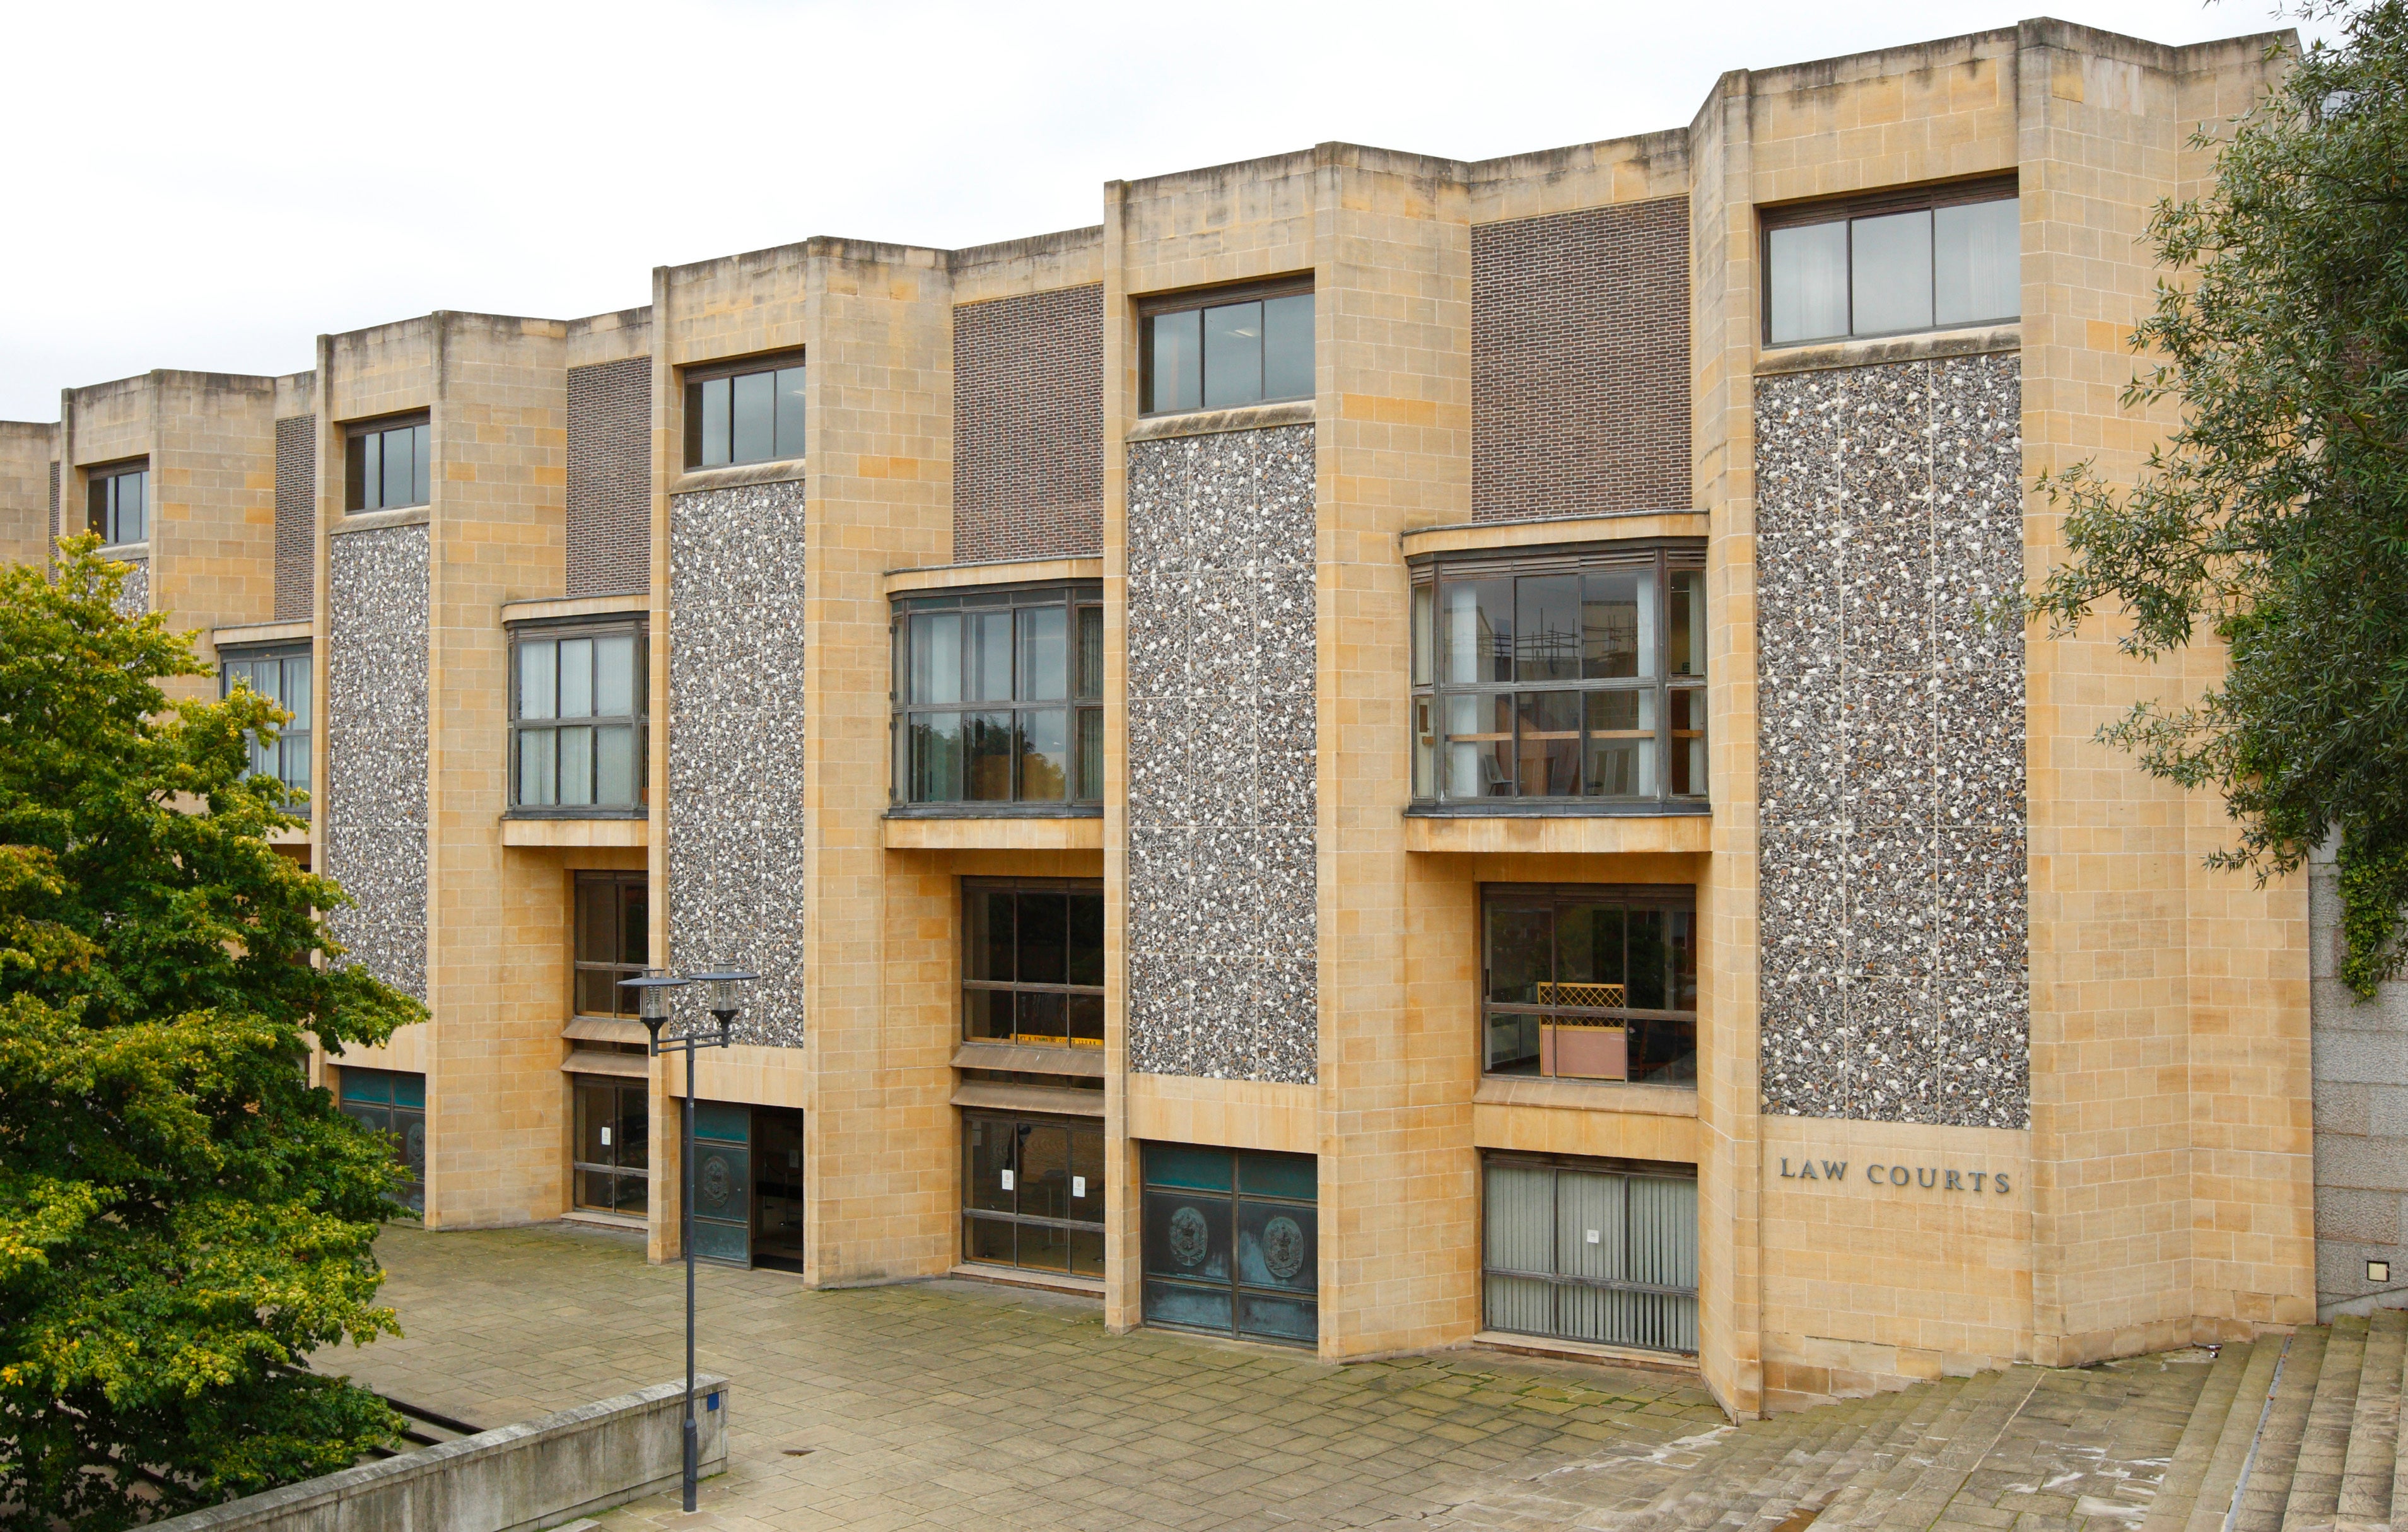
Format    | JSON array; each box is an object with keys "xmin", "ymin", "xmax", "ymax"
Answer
[
  {"xmin": 668, "ymin": 482, "xmax": 808, "ymax": 1044},
  {"xmin": 1124, "ymin": 423, "xmax": 1317, "ymax": 1083},
  {"xmin": 325, "ymin": 523, "xmax": 429, "ymax": 999},
  {"xmin": 1754, "ymin": 352, "xmax": 2028, "ymax": 1128}
]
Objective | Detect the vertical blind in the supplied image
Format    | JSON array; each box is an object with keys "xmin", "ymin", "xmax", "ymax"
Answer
[{"xmin": 1482, "ymin": 1159, "xmax": 1698, "ymax": 1354}]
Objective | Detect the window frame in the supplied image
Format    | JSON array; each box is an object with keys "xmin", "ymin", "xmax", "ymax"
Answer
[
  {"xmin": 572, "ymin": 870, "xmax": 650, "ymax": 1020},
  {"xmin": 890, "ymin": 580, "xmax": 1104, "ymax": 817},
  {"xmin": 218, "ymin": 641, "xmax": 313, "ymax": 796},
  {"xmin": 961, "ymin": 1111, "xmax": 1108, "ymax": 1279},
  {"xmin": 681, "ymin": 349, "xmax": 807, "ymax": 471},
  {"xmin": 337, "ymin": 1067, "xmax": 426, "ymax": 1215},
  {"xmin": 960, "ymin": 877, "xmax": 1106, "ymax": 1050},
  {"xmin": 1758, "ymin": 174, "xmax": 2020, "ymax": 348},
  {"xmin": 1137, "ymin": 274, "xmax": 1316, "ymax": 418},
  {"xmin": 86, "ymin": 459, "xmax": 149, "ymax": 546},
  {"xmin": 1409, "ymin": 540, "xmax": 1708, "ymax": 814},
  {"xmin": 1479, "ymin": 882, "xmax": 1699, "ymax": 1087},
  {"xmin": 571, "ymin": 1075, "xmax": 650, "ymax": 1218},
  {"xmin": 1480, "ymin": 1150, "xmax": 1699, "ymax": 1354},
  {"xmin": 342, "ymin": 414, "xmax": 433, "ymax": 514},
  {"xmin": 507, "ymin": 616, "xmax": 649, "ymax": 819}
]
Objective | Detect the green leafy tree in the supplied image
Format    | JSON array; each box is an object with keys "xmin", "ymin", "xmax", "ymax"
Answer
[
  {"xmin": 2031, "ymin": 0, "xmax": 2408, "ymax": 995},
  {"xmin": 0, "ymin": 539, "xmax": 425, "ymax": 1527}
]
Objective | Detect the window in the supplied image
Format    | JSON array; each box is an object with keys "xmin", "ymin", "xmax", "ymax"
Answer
[
  {"xmin": 1483, "ymin": 1154, "xmax": 1697, "ymax": 1353},
  {"xmin": 963, "ymin": 880, "xmax": 1104, "ymax": 1047},
  {"xmin": 512, "ymin": 621, "xmax": 646, "ymax": 812},
  {"xmin": 337, "ymin": 1067, "xmax": 426, "ymax": 1214},
  {"xmin": 1140, "ymin": 280, "xmax": 1314, "ymax": 416},
  {"xmin": 684, "ymin": 355, "xmax": 805, "ymax": 469},
  {"xmin": 1140, "ymin": 1143, "xmax": 1317, "ymax": 1347},
  {"xmin": 1411, "ymin": 544, "xmax": 1706, "ymax": 807},
  {"xmin": 219, "ymin": 645, "xmax": 312, "ymax": 794},
  {"xmin": 964, "ymin": 1113, "xmax": 1106, "ymax": 1278},
  {"xmin": 86, "ymin": 462, "xmax": 147, "ymax": 545},
  {"xmin": 1763, "ymin": 180, "xmax": 2019, "ymax": 345},
  {"xmin": 573, "ymin": 1077, "xmax": 649, "ymax": 1217},
  {"xmin": 1482, "ymin": 885, "xmax": 1697, "ymax": 1084},
  {"xmin": 893, "ymin": 584, "xmax": 1102, "ymax": 810},
  {"xmin": 344, "ymin": 417, "xmax": 431, "ymax": 513},
  {"xmin": 574, "ymin": 871, "xmax": 649, "ymax": 1018}
]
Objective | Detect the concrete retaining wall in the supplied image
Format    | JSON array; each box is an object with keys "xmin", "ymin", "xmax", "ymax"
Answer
[{"xmin": 147, "ymin": 1376, "xmax": 730, "ymax": 1532}]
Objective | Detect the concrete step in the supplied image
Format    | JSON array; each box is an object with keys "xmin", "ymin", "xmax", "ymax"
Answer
[
  {"xmin": 1635, "ymin": 1398, "xmax": 1879, "ymax": 1532},
  {"xmin": 1818, "ymin": 1367, "xmax": 2042, "ymax": 1532},
  {"xmin": 2287, "ymin": 1316, "xmax": 2371, "ymax": 1532},
  {"xmin": 1805, "ymin": 1373, "xmax": 1986, "ymax": 1531},
  {"xmin": 2236, "ymin": 1326, "xmax": 2329, "ymax": 1532},
  {"xmin": 2337, "ymin": 1309, "xmax": 2403, "ymax": 1532},
  {"xmin": 2142, "ymin": 1342, "xmax": 2260, "ymax": 1532},
  {"xmin": 2187, "ymin": 1333, "xmax": 2297, "ymax": 1532}
]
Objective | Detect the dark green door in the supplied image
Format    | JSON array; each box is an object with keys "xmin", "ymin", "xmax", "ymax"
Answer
[{"xmin": 690, "ymin": 1102, "xmax": 749, "ymax": 1266}]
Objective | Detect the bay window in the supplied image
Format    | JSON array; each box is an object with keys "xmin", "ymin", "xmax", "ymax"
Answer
[
  {"xmin": 892, "ymin": 583, "xmax": 1102, "ymax": 810},
  {"xmin": 511, "ymin": 620, "xmax": 646, "ymax": 813}
]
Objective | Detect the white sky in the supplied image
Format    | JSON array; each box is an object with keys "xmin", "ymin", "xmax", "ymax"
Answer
[{"xmin": 0, "ymin": 0, "xmax": 2332, "ymax": 423}]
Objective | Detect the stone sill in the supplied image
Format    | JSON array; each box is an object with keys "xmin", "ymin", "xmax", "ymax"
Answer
[
  {"xmin": 1473, "ymin": 1075, "xmax": 1700, "ymax": 1116},
  {"xmin": 884, "ymin": 814, "xmax": 1102, "ymax": 851},
  {"xmin": 562, "ymin": 1210, "xmax": 646, "ymax": 1233},
  {"xmin": 1755, "ymin": 322, "xmax": 2020, "ymax": 377},
  {"xmin": 673, "ymin": 459, "xmax": 804, "ymax": 493},
  {"xmin": 333, "ymin": 505, "xmax": 428, "ymax": 534},
  {"xmin": 1404, "ymin": 812, "xmax": 1710, "ymax": 856},
  {"xmin": 954, "ymin": 1039, "xmax": 1106, "ymax": 1078},
  {"xmin": 885, "ymin": 556, "xmax": 1103, "ymax": 595},
  {"xmin": 952, "ymin": 1079, "xmax": 1105, "ymax": 1118},
  {"xmin": 1402, "ymin": 510, "xmax": 1705, "ymax": 559},
  {"xmin": 502, "ymin": 817, "xmax": 649, "ymax": 848},
  {"xmin": 214, "ymin": 618, "xmax": 313, "ymax": 646},
  {"xmin": 503, "ymin": 592, "xmax": 648, "ymax": 623},
  {"xmin": 95, "ymin": 541, "xmax": 149, "ymax": 559},
  {"xmin": 1470, "ymin": 1330, "xmax": 1701, "ymax": 1377},
  {"xmin": 949, "ymin": 1263, "xmax": 1104, "ymax": 1299},
  {"xmin": 1126, "ymin": 398, "xmax": 1313, "ymax": 443}
]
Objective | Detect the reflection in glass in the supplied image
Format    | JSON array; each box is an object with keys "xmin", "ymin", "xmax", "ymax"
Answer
[
  {"xmin": 1444, "ymin": 691, "xmax": 1514, "ymax": 798},
  {"xmin": 1668, "ymin": 570, "xmax": 1704, "ymax": 678},
  {"xmin": 910, "ymin": 712, "xmax": 962, "ymax": 801},
  {"xmin": 1148, "ymin": 310, "xmax": 1202, "ymax": 413},
  {"xmin": 964, "ymin": 712, "xmax": 1014, "ymax": 800},
  {"xmin": 1935, "ymin": 198, "xmax": 2020, "ymax": 326},
  {"xmin": 1203, "ymin": 301, "xmax": 1264, "ymax": 409},
  {"xmin": 1516, "ymin": 691, "xmax": 1582, "ymax": 797},
  {"xmin": 1019, "ymin": 710, "xmax": 1068, "ymax": 800},
  {"xmin": 1516, "ymin": 576, "xmax": 1582, "ymax": 682},
  {"xmin": 967, "ymin": 611, "xmax": 1013, "ymax": 702},
  {"xmin": 559, "ymin": 638, "xmax": 594, "ymax": 718},
  {"xmin": 1018, "ymin": 605, "xmax": 1067, "ymax": 700},
  {"xmin": 1584, "ymin": 689, "xmax": 1656, "ymax": 798},
  {"xmin": 911, "ymin": 612, "xmax": 962, "ymax": 704},
  {"xmin": 774, "ymin": 365, "xmax": 808, "ymax": 459},
  {"xmin": 732, "ymin": 371, "xmax": 775, "ymax": 464},
  {"xmin": 1263, "ymin": 293, "xmax": 1314, "ymax": 400},
  {"xmin": 1768, "ymin": 221, "xmax": 1849, "ymax": 344},
  {"xmin": 1850, "ymin": 210, "xmax": 1934, "ymax": 336},
  {"xmin": 1582, "ymin": 570, "xmax": 1652, "ymax": 679},
  {"xmin": 1669, "ymin": 689, "xmax": 1706, "ymax": 797}
]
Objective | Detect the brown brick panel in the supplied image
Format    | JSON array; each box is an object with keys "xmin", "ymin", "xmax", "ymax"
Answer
[
  {"xmin": 952, "ymin": 284, "xmax": 1102, "ymax": 563},
  {"xmin": 566, "ymin": 357, "xmax": 653, "ymax": 598},
  {"xmin": 1471, "ymin": 197, "xmax": 1692, "ymax": 520},
  {"xmin": 49, "ymin": 460, "xmax": 59, "ymax": 545},
  {"xmin": 274, "ymin": 415, "xmax": 315, "ymax": 620}
]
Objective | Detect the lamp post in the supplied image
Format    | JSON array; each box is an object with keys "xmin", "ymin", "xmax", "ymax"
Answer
[{"xmin": 619, "ymin": 965, "xmax": 756, "ymax": 1514}]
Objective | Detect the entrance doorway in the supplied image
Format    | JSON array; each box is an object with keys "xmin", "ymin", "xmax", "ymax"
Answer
[{"xmin": 684, "ymin": 1101, "xmax": 805, "ymax": 1271}]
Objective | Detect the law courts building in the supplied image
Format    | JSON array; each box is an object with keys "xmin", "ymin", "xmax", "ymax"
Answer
[{"xmin": 8, "ymin": 15, "xmax": 2402, "ymax": 1420}]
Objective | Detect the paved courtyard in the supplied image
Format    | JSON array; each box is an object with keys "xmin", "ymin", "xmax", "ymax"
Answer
[{"xmin": 320, "ymin": 1223, "xmax": 2217, "ymax": 1532}]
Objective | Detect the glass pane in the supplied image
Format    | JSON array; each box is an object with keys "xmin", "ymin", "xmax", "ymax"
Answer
[
  {"xmin": 358, "ymin": 433, "xmax": 382, "ymax": 512},
  {"xmin": 774, "ymin": 365, "xmax": 808, "ymax": 459},
  {"xmin": 1767, "ymin": 221, "xmax": 1850, "ymax": 344},
  {"xmin": 966, "ymin": 1118, "xmax": 1014, "ymax": 1213},
  {"xmin": 964, "ymin": 711, "xmax": 1014, "ymax": 800},
  {"xmin": 1074, "ymin": 707, "xmax": 1103, "ymax": 802},
  {"xmin": 1515, "ymin": 575, "xmax": 1582, "ymax": 683},
  {"xmin": 518, "ymin": 727, "xmax": 556, "ymax": 806},
  {"xmin": 1067, "ymin": 893, "xmax": 1104, "ymax": 986},
  {"xmin": 1236, "ymin": 1200, "xmax": 1317, "ymax": 1292},
  {"xmin": 1070, "ymin": 1129, "xmax": 1106, "ymax": 1221},
  {"xmin": 614, "ymin": 1171, "xmax": 649, "ymax": 1217},
  {"xmin": 411, "ymin": 426, "xmax": 429, "ymax": 506},
  {"xmin": 283, "ymin": 657, "xmax": 312, "ymax": 728},
  {"xmin": 1067, "ymin": 994, "xmax": 1104, "ymax": 1047},
  {"xmin": 577, "ymin": 1082, "xmax": 612, "ymax": 1165},
  {"xmin": 282, "ymin": 734, "xmax": 310, "ymax": 792},
  {"xmin": 1669, "ymin": 689, "xmax": 1706, "ymax": 798},
  {"xmin": 911, "ymin": 612, "xmax": 962, "ymax": 705},
  {"xmin": 122, "ymin": 474, "xmax": 146, "ymax": 542},
  {"xmin": 1516, "ymin": 691, "xmax": 1582, "ymax": 797},
  {"xmin": 1668, "ymin": 569, "xmax": 1704, "ymax": 679},
  {"xmin": 1628, "ymin": 909, "xmax": 1669, "ymax": 1009},
  {"xmin": 1669, "ymin": 909, "xmax": 1698, "ymax": 1012},
  {"xmin": 578, "ymin": 1169, "xmax": 616, "ymax": 1212},
  {"xmin": 1850, "ymin": 210, "xmax": 1934, "ymax": 336},
  {"xmin": 1017, "ymin": 892, "xmax": 1068, "ymax": 985},
  {"xmin": 620, "ymin": 880, "xmax": 648, "ymax": 967},
  {"xmin": 1020, "ymin": 1125, "xmax": 1070, "ymax": 1220},
  {"xmin": 966, "ymin": 611, "xmax": 1013, "ymax": 703},
  {"xmin": 1017, "ymin": 1220, "xmax": 1072, "ymax": 1273},
  {"xmin": 1069, "ymin": 1227, "xmax": 1105, "ymax": 1277},
  {"xmin": 1557, "ymin": 903, "xmax": 1627, "ymax": 1002},
  {"xmin": 1584, "ymin": 689, "xmax": 1657, "ymax": 798},
  {"xmin": 518, "ymin": 638, "xmax": 557, "ymax": 720},
  {"xmin": 1015, "ymin": 990, "xmax": 1067, "ymax": 1044},
  {"xmin": 966, "ymin": 1215, "xmax": 1015, "ymax": 1265},
  {"xmin": 1487, "ymin": 902, "xmax": 1553, "ymax": 1007},
  {"xmin": 577, "ymin": 878, "xmax": 616, "ymax": 964},
  {"xmin": 1237, "ymin": 1292, "xmax": 1318, "ymax": 1345},
  {"xmin": 966, "ymin": 886, "xmax": 1012, "ymax": 981},
  {"xmin": 1147, "ymin": 310, "xmax": 1202, "ymax": 414},
  {"xmin": 1019, "ymin": 710, "xmax": 1068, "ymax": 801},
  {"xmin": 962, "ymin": 989, "xmax": 1012, "ymax": 1041},
  {"xmin": 1441, "ymin": 576, "xmax": 1513, "ymax": 685},
  {"xmin": 698, "ymin": 376, "xmax": 731, "ymax": 467},
  {"xmin": 1582, "ymin": 570, "xmax": 1652, "ymax": 679},
  {"xmin": 1935, "ymin": 197, "xmax": 2020, "ymax": 326},
  {"xmin": 1443, "ymin": 691, "xmax": 1514, "ymax": 799},
  {"xmin": 595, "ymin": 633, "xmax": 636, "ymax": 716},
  {"xmin": 732, "ymin": 370, "xmax": 774, "ymax": 464},
  {"xmin": 596, "ymin": 725, "xmax": 637, "ymax": 805},
  {"xmin": 1262, "ymin": 293, "xmax": 1314, "ymax": 401},
  {"xmin": 1018, "ymin": 604, "xmax": 1067, "ymax": 701},
  {"xmin": 1144, "ymin": 1143, "xmax": 1232, "ymax": 1192},
  {"xmin": 1411, "ymin": 583, "xmax": 1432, "ymax": 687},
  {"xmin": 684, "ymin": 380, "xmax": 706, "ymax": 467},
  {"xmin": 909, "ymin": 712, "xmax": 962, "ymax": 802},
  {"xmin": 616, "ymin": 1087, "xmax": 648, "ymax": 1170},
  {"xmin": 343, "ymin": 435, "xmax": 367, "ymax": 513},
  {"xmin": 1075, "ymin": 605, "xmax": 1103, "ymax": 700},
  {"xmin": 1144, "ymin": 1278, "xmax": 1232, "ymax": 1333},
  {"xmin": 1142, "ymin": 1188, "xmax": 1231, "ymax": 1282},
  {"xmin": 576, "ymin": 967, "xmax": 621, "ymax": 1017},
  {"xmin": 1203, "ymin": 301, "xmax": 1264, "ymax": 409},
  {"xmin": 558, "ymin": 638, "xmax": 595, "ymax": 718},
  {"xmin": 382, "ymin": 428, "xmax": 414, "ymax": 510},
  {"xmin": 1413, "ymin": 696, "xmax": 1435, "ymax": 799},
  {"xmin": 1484, "ymin": 1162, "xmax": 1557, "ymax": 1278},
  {"xmin": 1237, "ymin": 1149, "xmax": 1317, "ymax": 1202},
  {"xmin": 558, "ymin": 726, "xmax": 594, "ymax": 807}
]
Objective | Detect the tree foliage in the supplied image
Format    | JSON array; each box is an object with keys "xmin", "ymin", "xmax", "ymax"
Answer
[
  {"xmin": 2030, "ymin": 0, "xmax": 2408, "ymax": 995},
  {"xmin": 0, "ymin": 539, "xmax": 426, "ymax": 1526}
]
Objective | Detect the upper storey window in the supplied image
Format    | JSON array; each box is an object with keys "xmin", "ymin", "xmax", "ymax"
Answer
[
  {"xmin": 512, "ymin": 621, "xmax": 646, "ymax": 812},
  {"xmin": 219, "ymin": 645, "xmax": 312, "ymax": 793},
  {"xmin": 1763, "ymin": 180, "xmax": 2019, "ymax": 346},
  {"xmin": 1140, "ymin": 279, "xmax": 1314, "ymax": 416},
  {"xmin": 88, "ymin": 461, "xmax": 147, "ymax": 545},
  {"xmin": 892, "ymin": 583, "xmax": 1102, "ymax": 810},
  {"xmin": 346, "ymin": 416, "xmax": 430, "ymax": 513},
  {"xmin": 684, "ymin": 354, "xmax": 805, "ymax": 469},
  {"xmin": 1411, "ymin": 544, "xmax": 1707, "ymax": 807}
]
